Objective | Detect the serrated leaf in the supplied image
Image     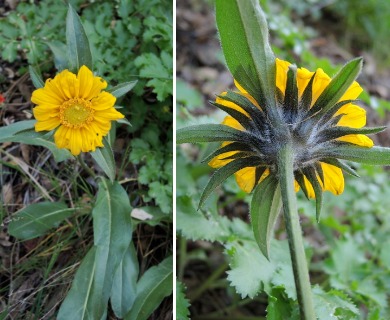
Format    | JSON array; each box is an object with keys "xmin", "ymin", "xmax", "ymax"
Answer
[
  {"xmin": 266, "ymin": 288, "xmax": 296, "ymax": 320},
  {"xmin": 225, "ymin": 239, "xmax": 291, "ymax": 299},
  {"xmin": 310, "ymin": 58, "xmax": 362, "ymax": 115},
  {"xmin": 251, "ymin": 175, "xmax": 282, "ymax": 259},
  {"xmin": 66, "ymin": 4, "xmax": 92, "ymax": 72},
  {"xmin": 90, "ymin": 137, "xmax": 115, "ymax": 182},
  {"xmin": 110, "ymin": 243, "xmax": 139, "ymax": 318},
  {"xmin": 28, "ymin": 65, "xmax": 44, "ymax": 88},
  {"xmin": 8, "ymin": 202, "xmax": 75, "ymax": 240},
  {"xmin": 125, "ymin": 255, "xmax": 173, "ymax": 320},
  {"xmin": 47, "ymin": 41, "xmax": 69, "ymax": 71},
  {"xmin": 108, "ymin": 81, "xmax": 138, "ymax": 98},
  {"xmin": 176, "ymin": 281, "xmax": 191, "ymax": 320},
  {"xmin": 216, "ymin": 0, "xmax": 275, "ymax": 111},
  {"xmin": 57, "ymin": 247, "xmax": 97, "ymax": 320}
]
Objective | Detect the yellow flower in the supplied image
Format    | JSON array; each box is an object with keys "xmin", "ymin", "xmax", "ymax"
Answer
[
  {"xmin": 32, "ymin": 65, "xmax": 124, "ymax": 156},
  {"xmin": 209, "ymin": 59, "xmax": 373, "ymax": 197}
]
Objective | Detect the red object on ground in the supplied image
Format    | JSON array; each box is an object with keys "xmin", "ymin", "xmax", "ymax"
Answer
[{"xmin": 0, "ymin": 94, "xmax": 5, "ymax": 104}]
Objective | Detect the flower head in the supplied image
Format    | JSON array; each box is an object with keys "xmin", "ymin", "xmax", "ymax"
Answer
[
  {"xmin": 32, "ymin": 66, "xmax": 124, "ymax": 156},
  {"xmin": 204, "ymin": 59, "xmax": 383, "ymax": 201}
]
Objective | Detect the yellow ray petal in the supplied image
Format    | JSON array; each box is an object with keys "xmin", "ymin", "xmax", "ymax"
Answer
[
  {"xmin": 91, "ymin": 91, "xmax": 117, "ymax": 111},
  {"xmin": 34, "ymin": 117, "xmax": 60, "ymax": 131},
  {"xmin": 77, "ymin": 65, "xmax": 94, "ymax": 100},
  {"xmin": 338, "ymin": 134, "xmax": 374, "ymax": 147},
  {"xmin": 311, "ymin": 68, "xmax": 331, "ymax": 106},
  {"xmin": 335, "ymin": 104, "xmax": 366, "ymax": 128},
  {"xmin": 296, "ymin": 67, "xmax": 315, "ymax": 98},
  {"xmin": 320, "ymin": 162, "xmax": 345, "ymax": 195},
  {"xmin": 339, "ymin": 81, "xmax": 363, "ymax": 101},
  {"xmin": 275, "ymin": 58, "xmax": 290, "ymax": 94}
]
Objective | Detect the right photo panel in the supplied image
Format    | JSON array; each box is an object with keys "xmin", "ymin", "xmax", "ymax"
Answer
[{"xmin": 177, "ymin": 0, "xmax": 390, "ymax": 319}]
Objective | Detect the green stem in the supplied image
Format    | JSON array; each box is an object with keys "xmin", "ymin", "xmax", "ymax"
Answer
[
  {"xmin": 77, "ymin": 155, "xmax": 96, "ymax": 179},
  {"xmin": 277, "ymin": 143, "xmax": 316, "ymax": 320}
]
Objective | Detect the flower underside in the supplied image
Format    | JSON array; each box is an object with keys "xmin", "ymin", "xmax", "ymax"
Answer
[
  {"xmin": 32, "ymin": 65, "xmax": 124, "ymax": 156},
  {"xmin": 207, "ymin": 59, "xmax": 384, "ymax": 202}
]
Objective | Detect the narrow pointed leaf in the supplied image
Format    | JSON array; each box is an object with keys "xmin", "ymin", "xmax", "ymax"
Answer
[
  {"xmin": 47, "ymin": 41, "xmax": 69, "ymax": 71},
  {"xmin": 295, "ymin": 171, "xmax": 310, "ymax": 200},
  {"xmin": 300, "ymin": 72, "xmax": 316, "ymax": 112},
  {"xmin": 125, "ymin": 256, "xmax": 173, "ymax": 320},
  {"xmin": 310, "ymin": 58, "xmax": 362, "ymax": 115},
  {"xmin": 108, "ymin": 81, "xmax": 138, "ymax": 98},
  {"xmin": 321, "ymin": 158, "xmax": 359, "ymax": 177},
  {"xmin": 66, "ymin": 4, "xmax": 92, "ymax": 72},
  {"xmin": 57, "ymin": 247, "xmax": 97, "ymax": 320},
  {"xmin": 110, "ymin": 243, "xmax": 139, "ymax": 318},
  {"xmin": 90, "ymin": 178, "xmax": 133, "ymax": 318},
  {"xmin": 321, "ymin": 145, "xmax": 390, "ymax": 165},
  {"xmin": 303, "ymin": 167, "xmax": 323, "ymax": 222},
  {"xmin": 29, "ymin": 65, "xmax": 44, "ymax": 88},
  {"xmin": 0, "ymin": 120, "xmax": 36, "ymax": 141},
  {"xmin": 90, "ymin": 137, "xmax": 116, "ymax": 182},
  {"xmin": 202, "ymin": 142, "xmax": 254, "ymax": 163},
  {"xmin": 319, "ymin": 126, "xmax": 386, "ymax": 143},
  {"xmin": 251, "ymin": 175, "xmax": 282, "ymax": 259},
  {"xmin": 199, "ymin": 156, "xmax": 262, "ymax": 208},
  {"xmin": 8, "ymin": 202, "xmax": 75, "ymax": 240},
  {"xmin": 177, "ymin": 124, "xmax": 250, "ymax": 144},
  {"xmin": 212, "ymin": 101, "xmax": 253, "ymax": 130},
  {"xmin": 216, "ymin": 0, "xmax": 275, "ymax": 111},
  {"xmin": 284, "ymin": 65, "xmax": 299, "ymax": 120}
]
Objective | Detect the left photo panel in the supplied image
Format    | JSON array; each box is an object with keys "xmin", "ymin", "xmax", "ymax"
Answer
[{"xmin": 0, "ymin": 1, "xmax": 173, "ymax": 319}]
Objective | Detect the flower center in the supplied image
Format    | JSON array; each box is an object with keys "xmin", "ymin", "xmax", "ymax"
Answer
[{"xmin": 59, "ymin": 98, "xmax": 94, "ymax": 128}]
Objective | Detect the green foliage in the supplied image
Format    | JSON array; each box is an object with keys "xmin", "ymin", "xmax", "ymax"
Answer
[
  {"xmin": 176, "ymin": 281, "xmax": 191, "ymax": 320},
  {"xmin": 125, "ymin": 255, "xmax": 173, "ymax": 320},
  {"xmin": 8, "ymin": 202, "xmax": 76, "ymax": 240}
]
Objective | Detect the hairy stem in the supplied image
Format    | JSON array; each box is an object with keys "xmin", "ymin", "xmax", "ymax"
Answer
[{"xmin": 277, "ymin": 143, "xmax": 316, "ymax": 320}]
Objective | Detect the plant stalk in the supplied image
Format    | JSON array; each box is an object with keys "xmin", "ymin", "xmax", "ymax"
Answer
[{"xmin": 277, "ymin": 143, "xmax": 316, "ymax": 320}]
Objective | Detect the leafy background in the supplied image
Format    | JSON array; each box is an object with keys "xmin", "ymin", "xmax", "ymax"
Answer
[
  {"xmin": 0, "ymin": 0, "xmax": 172, "ymax": 318},
  {"xmin": 177, "ymin": 0, "xmax": 390, "ymax": 319}
]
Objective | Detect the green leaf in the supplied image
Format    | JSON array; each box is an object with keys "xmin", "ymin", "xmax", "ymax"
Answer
[
  {"xmin": 108, "ymin": 81, "xmax": 138, "ymax": 98},
  {"xmin": 57, "ymin": 247, "xmax": 97, "ymax": 320},
  {"xmin": 176, "ymin": 124, "xmax": 249, "ymax": 144},
  {"xmin": 28, "ymin": 65, "xmax": 44, "ymax": 88},
  {"xmin": 251, "ymin": 175, "xmax": 282, "ymax": 259},
  {"xmin": 322, "ymin": 145, "xmax": 390, "ymax": 165},
  {"xmin": 58, "ymin": 179, "xmax": 132, "ymax": 320},
  {"xmin": 47, "ymin": 41, "xmax": 69, "ymax": 71},
  {"xmin": 1, "ymin": 129, "xmax": 72, "ymax": 162},
  {"xmin": 66, "ymin": 4, "xmax": 93, "ymax": 72},
  {"xmin": 266, "ymin": 288, "xmax": 296, "ymax": 320},
  {"xmin": 90, "ymin": 137, "xmax": 116, "ymax": 182},
  {"xmin": 310, "ymin": 58, "xmax": 362, "ymax": 115},
  {"xmin": 92, "ymin": 178, "xmax": 133, "ymax": 318},
  {"xmin": 216, "ymin": 0, "xmax": 275, "ymax": 111},
  {"xmin": 199, "ymin": 156, "xmax": 263, "ymax": 208},
  {"xmin": 110, "ymin": 243, "xmax": 139, "ymax": 318},
  {"xmin": 302, "ymin": 167, "xmax": 323, "ymax": 222},
  {"xmin": 125, "ymin": 255, "xmax": 173, "ymax": 320},
  {"xmin": 176, "ymin": 281, "xmax": 191, "ymax": 320},
  {"xmin": 8, "ymin": 202, "xmax": 75, "ymax": 240},
  {"xmin": 0, "ymin": 120, "xmax": 36, "ymax": 141},
  {"xmin": 320, "ymin": 126, "xmax": 386, "ymax": 143}
]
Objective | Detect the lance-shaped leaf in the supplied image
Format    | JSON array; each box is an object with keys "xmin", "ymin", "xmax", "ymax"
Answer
[
  {"xmin": 211, "ymin": 101, "xmax": 253, "ymax": 130},
  {"xmin": 319, "ymin": 126, "xmax": 386, "ymax": 143},
  {"xmin": 66, "ymin": 4, "xmax": 92, "ymax": 72},
  {"xmin": 107, "ymin": 81, "xmax": 138, "ymax": 98},
  {"xmin": 91, "ymin": 178, "xmax": 133, "ymax": 318},
  {"xmin": 199, "ymin": 156, "xmax": 264, "ymax": 209},
  {"xmin": 110, "ymin": 243, "xmax": 139, "ymax": 318},
  {"xmin": 125, "ymin": 255, "xmax": 173, "ymax": 320},
  {"xmin": 202, "ymin": 142, "xmax": 254, "ymax": 164},
  {"xmin": 8, "ymin": 202, "xmax": 75, "ymax": 240},
  {"xmin": 284, "ymin": 65, "xmax": 299, "ymax": 121},
  {"xmin": 29, "ymin": 66, "xmax": 44, "ymax": 88},
  {"xmin": 57, "ymin": 247, "xmax": 97, "ymax": 320},
  {"xmin": 177, "ymin": 124, "xmax": 252, "ymax": 144},
  {"xmin": 309, "ymin": 58, "xmax": 362, "ymax": 116},
  {"xmin": 90, "ymin": 137, "xmax": 116, "ymax": 182},
  {"xmin": 1, "ymin": 129, "xmax": 72, "ymax": 162},
  {"xmin": 47, "ymin": 41, "xmax": 69, "ymax": 71},
  {"xmin": 0, "ymin": 120, "xmax": 36, "ymax": 140},
  {"xmin": 216, "ymin": 0, "xmax": 276, "ymax": 111},
  {"xmin": 321, "ymin": 145, "xmax": 390, "ymax": 165},
  {"xmin": 250, "ymin": 175, "xmax": 282, "ymax": 259},
  {"xmin": 303, "ymin": 167, "xmax": 323, "ymax": 222}
]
